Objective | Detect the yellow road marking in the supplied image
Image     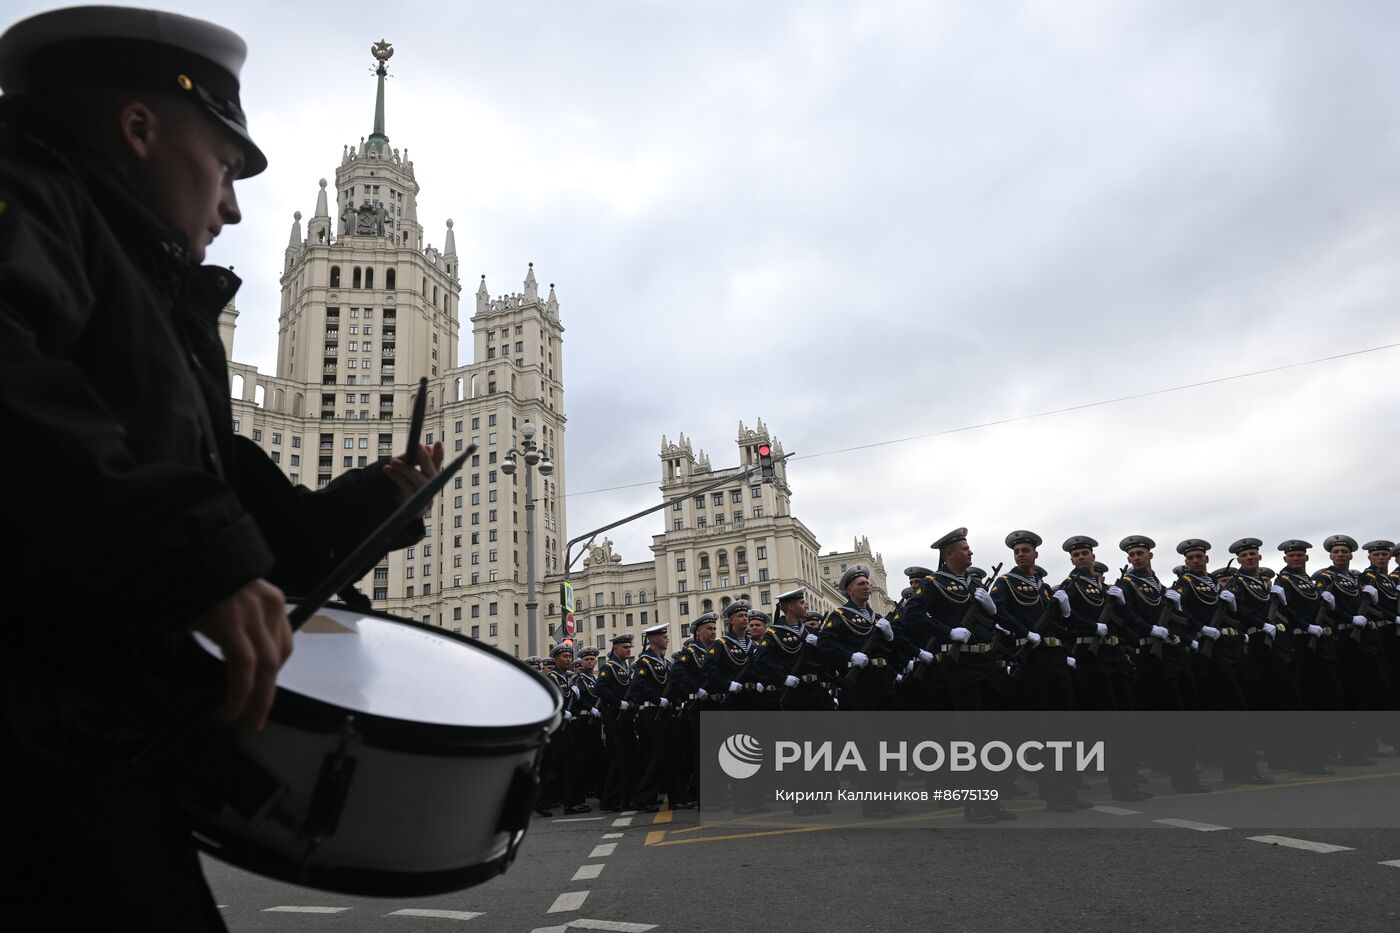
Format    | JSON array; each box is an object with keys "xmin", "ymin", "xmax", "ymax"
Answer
[
  {"xmin": 644, "ymin": 831, "xmax": 667, "ymax": 846},
  {"xmin": 652, "ymin": 808, "xmax": 673, "ymax": 825}
]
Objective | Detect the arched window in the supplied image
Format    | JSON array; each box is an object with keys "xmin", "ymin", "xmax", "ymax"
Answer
[
  {"xmin": 273, "ymin": 388, "xmax": 284, "ymax": 411},
  {"xmin": 329, "ymin": 266, "xmax": 340, "ymax": 288},
  {"xmin": 702, "ymin": 599, "xmax": 713, "ymax": 613},
  {"xmin": 293, "ymin": 393, "xmax": 304, "ymax": 416},
  {"xmin": 718, "ymin": 550, "xmax": 729, "ymax": 568},
  {"xmin": 365, "ymin": 268, "xmax": 374, "ymax": 289},
  {"xmin": 433, "ymin": 285, "xmax": 438, "ymax": 306},
  {"xmin": 422, "ymin": 276, "xmax": 427, "ymax": 295},
  {"xmin": 253, "ymin": 384, "xmax": 265, "ymax": 408},
  {"xmin": 455, "ymin": 377, "xmax": 464, "ymax": 402},
  {"xmin": 385, "ymin": 268, "xmax": 396, "ymax": 290},
  {"xmin": 230, "ymin": 373, "xmax": 244, "ymax": 399},
  {"xmin": 720, "ymin": 596, "xmax": 731, "ymax": 610},
  {"xmin": 638, "ymin": 590, "xmax": 647, "ymax": 604},
  {"xmin": 469, "ymin": 374, "xmax": 478, "ymax": 398},
  {"xmin": 624, "ymin": 592, "xmax": 632, "ymax": 606},
  {"xmin": 352, "ymin": 267, "xmax": 362, "ymax": 288}
]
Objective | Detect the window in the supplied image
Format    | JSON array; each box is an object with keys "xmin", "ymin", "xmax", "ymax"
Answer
[
  {"xmin": 471, "ymin": 625, "xmax": 480, "ymax": 638},
  {"xmin": 291, "ymin": 436, "xmax": 301, "ymax": 448},
  {"xmin": 757, "ymin": 545, "xmax": 768, "ymax": 560},
  {"xmin": 753, "ymin": 506, "xmax": 764, "ymax": 518},
  {"xmin": 759, "ymin": 568, "xmax": 769, "ymax": 581},
  {"xmin": 489, "ymin": 602, "xmax": 499, "ymax": 616},
  {"xmin": 761, "ymin": 591, "xmax": 772, "ymax": 605},
  {"xmin": 676, "ymin": 558, "xmax": 686, "ymax": 572},
  {"xmin": 290, "ymin": 454, "xmax": 299, "ymax": 466},
  {"xmin": 678, "ymin": 601, "xmax": 690, "ymax": 615},
  {"xmin": 673, "ymin": 501, "xmax": 683, "ymax": 511},
  {"xmin": 271, "ymin": 432, "xmax": 282, "ymax": 445},
  {"xmin": 489, "ymin": 623, "xmax": 498, "ymax": 637},
  {"xmin": 731, "ymin": 489, "xmax": 742, "ymax": 503},
  {"xmin": 694, "ymin": 495, "xmax": 705, "ymax": 508},
  {"xmin": 751, "ymin": 485, "xmax": 762, "ymax": 498},
  {"xmin": 673, "ymin": 519, "xmax": 683, "ymax": 531},
  {"xmin": 251, "ymin": 429, "xmax": 262, "ymax": 442},
  {"xmin": 677, "ymin": 580, "xmax": 687, "ymax": 593},
  {"xmin": 373, "ymin": 587, "xmax": 387, "ymax": 600},
  {"xmin": 712, "ymin": 492, "xmax": 724, "ymax": 507},
  {"xmin": 405, "ymin": 585, "xmax": 414, "ymax": 597},
  {"xmin": 342, "ymin": 455, "xmax": 352, "ymax": 467},
  {"xmin": 697, "ymin": 517, "xmax": 707, "ymax": 529}
]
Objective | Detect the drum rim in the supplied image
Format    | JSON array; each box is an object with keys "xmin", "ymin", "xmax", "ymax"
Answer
[{"xmin": 201, "ymin": 601, "xmax": 562, "ymax": 744}]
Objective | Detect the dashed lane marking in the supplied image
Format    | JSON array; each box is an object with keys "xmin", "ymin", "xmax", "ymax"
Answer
[
  {"xmin": 1380, "ymin": 860, "xmax": 1400, "ymax": 869},
  {"xmin": 1153, "ymin": 818, "xmax": 1231, "ymax": 832},
  {"xmin": 645, "ymin": 806, "xmax": 971, "ymax": 847},
  {"xmin": 530, "ymin": 920, "xmax": 658, "ymax": 932},
  {"xmin": 548, "ymin": 891, "xmax": 589, "ymax": 913},
  {"xmin": 602, "ymin": 832, "xmax": 625, "ymax": 839},
  {"xmin": 611, "ymin": 817, "xmax": 633, "ymax": 827},
  {"xmin": 387, "ymin": 908, "xmax": 484, "ymax": 920},
  {"xmin": 588, "ymin": 843, "xmax": 617, "ymax": 858},
  {"xmin": 1092, "ymin": 806, "xmax": 1142, "ymax": 816},
  {"xmin": 263, "ymin": 906, "xmax": 350, "ymax": 913},
  {"xmin": 572, "ymin": 864, "xmax": 605, "ymax": 881},
  {"xmin": 1247, "ymin": 835, "xmax": 1355, "ymax": 853},
  {"xmin": 555, "ymin": 817, "xmax": 605, "ymax": 823}
]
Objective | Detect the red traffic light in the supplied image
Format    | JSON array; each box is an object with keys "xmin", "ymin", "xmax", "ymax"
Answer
[{"xmin": 758, "ymin": 443, "xmax": 771, "ymax": 457}]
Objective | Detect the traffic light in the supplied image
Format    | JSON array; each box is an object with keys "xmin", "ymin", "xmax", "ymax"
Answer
[{"xmin": 758, "ymin": 443, "xmax": 775, "ymax": 483}]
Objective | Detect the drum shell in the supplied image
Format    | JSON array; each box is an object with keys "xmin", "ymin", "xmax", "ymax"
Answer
[{"xmin": 183, "ymin": 605, "xmax": 560, "ymax": 896}]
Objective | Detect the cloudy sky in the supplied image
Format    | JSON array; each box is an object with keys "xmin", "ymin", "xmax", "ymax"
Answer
[{"xmin": 10, "ymin": 0, "xmax": 1396, "ymax": 582}]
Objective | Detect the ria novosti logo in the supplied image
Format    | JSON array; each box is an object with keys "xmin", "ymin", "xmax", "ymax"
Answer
[{"xmin": 717, "ymin": 733, "xmax": 764, "ymax": 780}]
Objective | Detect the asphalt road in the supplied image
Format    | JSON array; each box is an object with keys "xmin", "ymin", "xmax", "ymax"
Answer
[{"xmin": 206, "ymin": 758, "xmax": 1400, "ymax": 932}]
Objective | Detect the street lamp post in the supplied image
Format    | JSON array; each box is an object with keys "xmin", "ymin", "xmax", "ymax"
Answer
[{"xmin": 502, "ymin": 421, "xmax": 553, "ymax": 659}]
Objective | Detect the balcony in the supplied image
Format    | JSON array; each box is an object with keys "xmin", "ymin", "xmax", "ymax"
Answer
[
  {"xmin": 325, "ymin": 330, "xmax": 339, "ymax": 338},
  {"xmin": 382, "ymin": 348, "xmax": 395, "ymax": 358},
  {"xmin": 323, "ymin": 365, "xmax": 337, "ymax": 374}
]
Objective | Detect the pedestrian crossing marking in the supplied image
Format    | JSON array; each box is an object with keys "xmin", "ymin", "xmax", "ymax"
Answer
[
  {"xmin": 388, "ymin": 908, "xmax": 484, "ymax": 920},
  {"xmin": 548, "ymin": 891, "xmax": 589, "ymax": 913},
  {"xmin": 588, "ymin": 843, "xmax": 617, "ymax": 858},
  {"xmin": 1091, "ymin": 806, "xmax": 1141, "ymax": 816},
  {"xmin": 264, "ymin": 906, "xmax": 351, "ymax": 913},
  {"xmin": 572, "ymin": 864, "xmax": 605, "ymax": 881},
  {"xmin": 1154, "ymin": 819, "xmax": 1230, "ymax": 832},
  {"xmin": 1247, "ymin": 835, "xmax": 1354, "ymax": 853}
]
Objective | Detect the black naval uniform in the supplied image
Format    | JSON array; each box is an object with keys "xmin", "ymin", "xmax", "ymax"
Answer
[
  {"xmin": 1228, "ymin": 568, "xmax": 1308, "ymax": 769},
  {"xmin": 702, "ymin": 626, "xmax": 766, "ymax": 811},
  {"xmin": 755, "ymin": 620, "xmax": 836, "ymax": 713},
  {"xmin": 669, "ymin": 636, "xmax": 709, "ymax": 807},
  {"xmin": 1312, "ymin": 560, "xmax": 1392, "ymax": 762},
  {"xmin": 595, "ymin": 648, "xmax": 637, "ymax": 811},
  {"xmin": 571, "ymin": 665, "xmax": 606, "ymax": 807},
  {"xmin": 1359, "ymin": 555, "xmax": 1400, "ymax": 750},
  {"xmin": 629, "ymin": 646, "xmax": 679, "ymax": 810},
  {"xmin": 1275, "ymin": 566, "xmax": 1345, "ymax": 712},
  {"xmin": 538, "ymin": 665, "xmax": 575, "ymax": 813}
]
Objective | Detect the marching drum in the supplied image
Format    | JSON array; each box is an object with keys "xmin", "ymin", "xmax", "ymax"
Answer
[{"xmin": 179, "ymin": 604, "xmax": 561, "ymax": 896}]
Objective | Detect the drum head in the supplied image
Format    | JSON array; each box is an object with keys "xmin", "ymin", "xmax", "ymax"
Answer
[{"xmin": 194, "ymin": 604, "xmax": 556, "ymax": 731}]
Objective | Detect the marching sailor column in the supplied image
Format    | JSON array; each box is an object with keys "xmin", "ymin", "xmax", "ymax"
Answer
[
  {"xmin": 572, "ymin": 647, "xmax": 606, "ymax": 809},
  {"xmin": 1115, "ymin": 535, "xmax": 1209, "ymax": 792},
  {"xmin": 1275, "ymin": 540, "xmax": 1345, "ymax": 771},
  {"xmin": 672, "ymin": 613, "xmax": 717, "ymax": 808},
  {"xmin": 992, "ymin": 531, "xmax": 1088, "ymax": 811},
  {"xmin": 1313, "ymin": 534, "xmax": 1392, "ymax": 763},
  {"xmin": 1358, "ymin": 540, "xmax": 1400, "ymax": 753},
  {"xmin": 702, "ymin": 601, "xmax": 767, "ymax": 812},
  {"xmin": 816, "ymin": 564, "xmax": 915, "ymax": 817},
  {"xmin": 629, "ymin": 624, "xmax": 683, "ymax": 811},
  {"xmin": 757, "ymin": 589, "xmax": 836, "ymax": 815},
  {"xmin": 536, "ymin": 644, "xmax": 578, "ymax": 817},
  {"xmin": 1172, "ymin": 539, "xmax": 1264, "ymax": 783},
  {"xmin": 1227, "ymin": 538, "xmax": 1308, "ymax": 772},
  {"xmin": 1059, "ymin": 535, "xmax": 1150, "ymax": 802},
  {"xmin": 914, "ymin": 529, "xmax": 1018, "ymax": 822},
  {"xmin": 895, "ymin": 567, "xmax": 948, "ymax": 712},
  {"xmin": 595, "ymin": 634, "xmax": 637, "ymax": 812}
]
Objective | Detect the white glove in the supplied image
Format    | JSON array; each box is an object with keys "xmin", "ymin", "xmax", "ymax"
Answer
[
  {"xmin": 918, "ymin": 649, "xmax": 934, "ymax": 664},
  {"xmin": 1052, "ymin": 590, "xmax": 1071, "ymax": 617},
  {"xmin": 1201, "ymin": 626, "xmax": 1221, "ymax": 640},
  {"xmin": 1095, "ymin": 623, "xmax": 1108, "ymax": 638},
  {"xmin": 729, "ymin": 681, "xmax": 742, "ymax": 693},
  {"xmin": 905, "ymin": 658, "xmax": 916, "ymax": 673},
  {"xmin": 564, "ymin": 710, "xmax": 574, "ymax": 721},
  {"xmin": 1107, "ymin": 585, "xmax": 1126, "ymax": 604},
  {"xmin": 696, "ymin": 688, "xmax": 708, "ymax": 700},
  {"xmin": 1190, "ymin": 640, "xmax": 1199, "ymax": 652},
  {"xmin": 1352, "ymin": 615, "xmax": 1368, "ymax": 628},
  {"xmin": 875, "ymin": 618, "xmax": 894, "ymax": 641},
  {"xmin": 1164, "ymin": 589, "xmax": 1182, "ymax": 605},
  {"xmin": 1306, "ymin": 624, "xmax": 1324, "ymax": 638},
  {"xmin": 850, "ymin": 652, "xmax": 870, "ymax": 668},
  {"xmin": 1270, "ymin": 584, "xmax": 1287, "ymax": 604},
  {"xmin": 1263, "ymin": 623, "xmax": 1277, "ymax": 637},
  {"xmin": 619, "ymin": 700, "xmax": 630, "ymax": 712},
  {"xmin": 895, "ymin": 674, "xmax": 904, "ymax": 684},
  {"xmin": 1395, "ymin": 615, "xmax": 1400, "ymax": 626},
  {"xmin": 1066, "ymin": 656, "xmax": 1077, "ymax": 669},
  {"xmin": 1321, "ymin": 591, "xmax": 1336, "ymax": 607},
  {"xmin": 1362, "ymin": 585, "xmax": 1379, "ymax": 604},
  {"xmin": 1220, "ymin": 590, "xmax": 1236, "ymax": 608},
  {"xmin": 804, "ymin": 632, "xmax": 819, "ymax": 645},
  {"xmin": 784, "ymin": 675, "xmax": 800, "ymax": 688},
  {"xmin": 974, "ymin": 589, "xmax": 996, "ymax": 613},
  {"xmin": 1151, "ymin": 625, "xmax": 1170, "ymax": 640},
  {"xmin": 754, "ymin": 683, "xmax": 766, "ymax": 693},
  {"xmin": 659, "ymin": 697, "xmax": 670, "ymax": 708},
  {"xmin": 590, "ymin": 707, "xmax": 602, "ymax": 718},
  {"xmin": 1025, "ymin": 630, "xmax": 1042, "ymax": 646},
  {"xmin": 949, "ymin": 627, "xmax": 971, "ymax": 644},
  {"xmin": 571, "ymin": 685, "xmax": 580, "ymax": 698}
]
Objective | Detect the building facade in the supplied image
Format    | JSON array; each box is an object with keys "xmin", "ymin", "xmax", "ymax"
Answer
[
  {"xmin": 225, "ymin": 45, "xmax": 566, "ymax": 658},
  {"xmin": 566, "ymin": 420, "xmax": 893, "ymax": 651}
]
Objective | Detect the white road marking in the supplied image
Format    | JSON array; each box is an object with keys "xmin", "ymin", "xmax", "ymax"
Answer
[
  {"xmin": 548, "ymin": 891, "xmax": 589, "ymax": 913},
  {"xmin": 554, "ymin": 817, "xmax": 605, "ymax": 823},
  {"xmin": 621, "ymin": 810, "xmax": 637, "ymax": 816},
  {"xmin": 602, "ymin": 832, "xmax": 625, "ymax": 839},
  {"xmin": 530, "ymin": 922, "xmax": 658, "ymax": 933},
  {"xmin": 611, "ymin": 817, "xmax": 633, "ymax": 827},
  {"xmin": 1247, "ymin": 835, "xmax": 1355, "ymax": 853},
  {"xmin": 263, "ymin": 906, "xmax": 350, "ymax": 913},
  {"xmin": 387, "ymin": 908, "xmax": 484, "ymax": 920},
  {"xmin": 1379, "ymin": 860, "xmax": 1400, "ymax": 869},
  {"xmin": 1154, "ymin": 818, "xmax": 1230, "ymax": 832},
  {"xmin": 588, "ymin": 843, "xmax": 617, "ymax": 858},
  {"xmin": 1092, "ymin": 806, "xmax": 1141, "ymax": 816},
  {"xmin": 572, "ymin": 864, "xmax": 605, "ymax": 881}
]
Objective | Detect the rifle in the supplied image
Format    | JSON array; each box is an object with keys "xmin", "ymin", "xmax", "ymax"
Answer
[
  {"xmin": 777, "ymin": 618, "xmax": 824, "ymax": 707},
  {"xmin": 914, "ymin": 563, "xmax": 1000, "ymax": 681},
  {"xmin": 841, "ymin": 616, "xmax": 886, "ymax": 689}
]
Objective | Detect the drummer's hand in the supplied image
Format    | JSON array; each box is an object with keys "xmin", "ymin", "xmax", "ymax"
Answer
[
  {"xmin": 385, "ymin": 441, "xmax": 446, "ymax": 516},
  {"xmin": 192, "ymin": 579, "xmax": 292, "ymax": 731}
]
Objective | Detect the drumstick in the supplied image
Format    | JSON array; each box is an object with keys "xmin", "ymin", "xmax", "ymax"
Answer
[{"xmin": 289, "ymin": 445, "xmax": 475, "ymax": 631}]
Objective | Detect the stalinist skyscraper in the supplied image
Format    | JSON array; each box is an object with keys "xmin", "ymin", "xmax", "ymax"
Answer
[{"xmin": 225, "ymin": 42, "xmax": 567, "ymax": 659}]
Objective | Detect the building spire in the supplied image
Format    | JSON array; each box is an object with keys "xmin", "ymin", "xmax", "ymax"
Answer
[
  {"xmin": 444, "ymin": 218, "xmax": 457, "ymax": 257},
  {"xmin": 287, "ymin": 211, "xmax": 302, "ymax": 249},
  {"xmin": 313, "ymin": 178, "xmax": 329, "ymax": 218},
  {"xmin": 524, "ymin": 262, "xmax": 538, "ymax": 302},
  {"xmin": 368, "ymin": 39, "xmax": 394, "ymax": 153}
]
